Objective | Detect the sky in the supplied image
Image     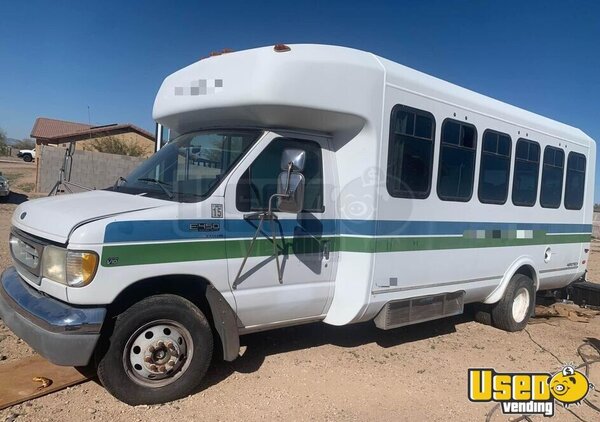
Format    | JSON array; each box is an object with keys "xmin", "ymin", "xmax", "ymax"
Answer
[{"xmin": 1, "ymin": 1, "xmax": 599, "ymax": 199}]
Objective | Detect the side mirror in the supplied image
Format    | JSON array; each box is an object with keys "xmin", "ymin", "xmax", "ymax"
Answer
[
  {"xmin": 275, "ymin": 148, "xmax": 306, "ymax": 213},
  {"xmin": 280, "ymin": 149, "xmax": 306, "ymax": 172},
  {"xmin": 277, "ymin": 172, "xmax": 305, "ymax": 213}
]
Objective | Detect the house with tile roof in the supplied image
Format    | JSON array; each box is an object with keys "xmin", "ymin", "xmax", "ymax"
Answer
[
  {"xmin": 31, "ymin": 117, "xmax": 155, "ymax": 153},
  {"xmin": 30, "ymin": 117, "xmax": 156, "ymax": 192}
]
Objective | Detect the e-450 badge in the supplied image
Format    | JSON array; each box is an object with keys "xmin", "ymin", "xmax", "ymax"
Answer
[{"xmin": 190, "ymin": 222, "xmax": 221, "ymax": 232}]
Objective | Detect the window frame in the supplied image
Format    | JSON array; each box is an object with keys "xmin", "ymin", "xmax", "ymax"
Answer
[
  {"xmin": 540, "ymin": 145, "xmax": 565, "ymax": 209},
  {"xmin": 564, "ymin": 151, "xmax": 586, "ymax": 211},
  {"xmin": 386, "ymin": 104, "xmax": 436, "ymax": 199},
  {"xmin": 477, "ymin": 129, "xmax": 512, "ymax": 205},
  {"xmin": 436, "ymin": 118, "xmax": 478, "ymax": 202},
  {"xmin": 511, "ymin": 138, "xmax": 541, "ymax": 207},
  {"xmin": 235, "ymin": 137, "xmax": 325, "ymax": 213}
]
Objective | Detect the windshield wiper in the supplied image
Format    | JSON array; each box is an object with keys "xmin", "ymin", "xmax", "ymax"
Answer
[{"xmin": 137, "ymin": 177, "xmax": 174, "ymax": 199}]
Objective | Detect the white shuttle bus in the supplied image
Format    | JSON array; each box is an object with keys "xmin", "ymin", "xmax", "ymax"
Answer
[{"xmin": 0, "ymin": 44, "xmax": 594, "ymax": 404}]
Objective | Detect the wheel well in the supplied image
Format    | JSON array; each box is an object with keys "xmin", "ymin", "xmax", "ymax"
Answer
[
  {"xmin": 107, "ymin": 275, "xmax": 212, "ymax": 320},
  {"xmin": 99, "ymin": 275, "xmax": 239, "ymax": 362},
  {"xmin": 514, "ymin": 265, "xmax": 538, "ymax": 289}
]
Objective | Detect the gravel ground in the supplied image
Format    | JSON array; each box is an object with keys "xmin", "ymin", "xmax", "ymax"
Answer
[{"xmin": 0, "ymin": 162, "xmax": 598, "ymax": 421}]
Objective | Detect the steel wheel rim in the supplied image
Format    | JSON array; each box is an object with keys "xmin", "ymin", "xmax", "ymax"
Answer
[
  {"xmin": 512, "ymin": 287, "xmax": 530, "ymax": 323},
  {"xmin": 123, "ymin": 319, "xmax": 194, "ymax": 388}
]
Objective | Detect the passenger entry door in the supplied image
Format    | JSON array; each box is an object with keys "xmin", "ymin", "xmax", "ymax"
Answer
[{"xmin": 224, "ymin": 132, "xmax": 337, "ymax": 328}]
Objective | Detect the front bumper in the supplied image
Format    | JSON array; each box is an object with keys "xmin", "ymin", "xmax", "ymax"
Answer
[
  {"xmin": 0, "ymin": 189, "xmax": 8, "ymax": 197},
  {"xmin": 0, "ymin": 267, "xmax": 106, "ymax": 366}
]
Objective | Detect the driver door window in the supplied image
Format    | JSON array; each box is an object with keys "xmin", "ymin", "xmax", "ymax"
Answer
[{"xmin": 236, "ymin": 138, "xmax": 324, "ymax": 212}]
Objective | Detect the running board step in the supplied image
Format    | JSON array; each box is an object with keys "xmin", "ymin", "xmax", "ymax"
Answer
[{"xmin": 374, "ymin": 291, "xmax": 465, "ymax": 330}]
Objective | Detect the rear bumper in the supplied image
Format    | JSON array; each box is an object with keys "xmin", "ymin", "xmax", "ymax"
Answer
[{"xmin": 0, "ymin": 267, "xmax": 106, "ymax": 366}]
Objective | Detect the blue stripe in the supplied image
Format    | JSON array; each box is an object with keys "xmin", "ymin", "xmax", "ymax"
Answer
[
  {"xmin": 104, "ymin": 220, "xmax": 225, "ymax": 243},
  {"xmin": 367, "ymin": 221, "xmax": 592, "ymax": 236},
  {"xmin": 224, "ymin": 218, "xmax": 338, "ymax": 238},
  {"xmin": 104, "ymin": 219, "xmax": 592, "ymax": 243}
]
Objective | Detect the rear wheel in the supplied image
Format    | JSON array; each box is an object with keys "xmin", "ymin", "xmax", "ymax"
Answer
[
  {"xmin": 97, "ymin": 294, "xmax": 213, "ymax": 405},
  {"xmin": 491, "ymin": 274, "xmax": 535, "ymax": 332}
]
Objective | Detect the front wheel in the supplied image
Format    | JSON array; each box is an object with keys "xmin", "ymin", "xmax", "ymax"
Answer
[
  {"xmin": 22, "ymin": 154, "xmax": 32, "ymax": 162},
  {"xmin": 491, "ymin": 274, "xmax": 535, "ymax": 332},
  {"xmin": 97, "ymin": 294, "xmax": 213, "ymax": 405}
]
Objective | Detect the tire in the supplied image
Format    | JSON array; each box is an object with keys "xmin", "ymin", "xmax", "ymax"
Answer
[
  {"xmin": 473, "ymin": 307, "xmax": 493, "ymax": 326},
  {"xmin": 97, "ymin": 294, "xmax": 213, "ymax": 405},
  {"xmin": 491, "ymin": 274, "xmax": 535, "ymax": 332},
  {"xmin": 22, "ymin": 154, "xmax": 32, "ymax": 162}
]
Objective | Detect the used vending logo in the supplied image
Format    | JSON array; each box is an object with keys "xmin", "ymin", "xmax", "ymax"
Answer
[{"xmin": 468, "ymin": 366, "xmax": 594, "ymax": 417}]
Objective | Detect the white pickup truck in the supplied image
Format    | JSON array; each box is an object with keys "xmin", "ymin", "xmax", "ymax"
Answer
[{"xmin": 17, "ymin": 149, "xmax": 35, "ymax": 162}]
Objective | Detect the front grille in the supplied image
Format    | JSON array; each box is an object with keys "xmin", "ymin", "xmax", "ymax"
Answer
[
  {"xmin": 10, "ymin": 236, "xmax": 39, "ymax": 269},
  {"xmin": 9, "ymin": 228, "xmax": 47, "ymax": 282}
]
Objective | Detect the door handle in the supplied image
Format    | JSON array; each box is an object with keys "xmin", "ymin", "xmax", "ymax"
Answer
[{"xmin": 322, "ymin": 240, "xmax": 330, "ymax": 261}]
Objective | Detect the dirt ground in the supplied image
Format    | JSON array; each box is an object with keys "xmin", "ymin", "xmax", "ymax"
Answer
[{"xmin": 0, "ymin": 160, "xmax": 599, "ymax": 421}]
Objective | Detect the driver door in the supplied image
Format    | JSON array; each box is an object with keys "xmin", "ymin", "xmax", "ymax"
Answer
[{"xmin": 224, "ymin": 131, "xmax": 337, "ymax": 329}]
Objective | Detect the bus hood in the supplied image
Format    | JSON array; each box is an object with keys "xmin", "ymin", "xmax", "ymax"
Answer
[{"xmin": 11, "ymin": 191, "xmax": 167, "ymax": 244}]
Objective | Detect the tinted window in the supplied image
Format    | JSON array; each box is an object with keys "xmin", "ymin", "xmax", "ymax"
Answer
[
  {"xmin": 478, "ymin": 130, "xmax": 512, "ymax": 204},
  {"xmin": 387, "ymin": 105, "xmax": 435, "ymax": 199},
  {"xmin": 236, "ymin": 138, "xmax": 324, "ymax": 212},
  {"xmin": 437, "ymin": 119, "xmax": 477, "ymax": 201},
  {"xmin": 540, "ymin": 146, "xmax": 565, "ymax": 208},
  {"xmin": 564, "ymin": 152, "xmax": 586, "ymax": 210},
  {"xmin": 512, "ymin": 139, "xmax": 540, "ymax": 206}
]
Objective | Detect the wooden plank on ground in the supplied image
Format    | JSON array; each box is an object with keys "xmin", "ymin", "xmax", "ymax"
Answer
[{"xmin": 0, "ymin": 355, "xmax": 89, "ymax": 410}]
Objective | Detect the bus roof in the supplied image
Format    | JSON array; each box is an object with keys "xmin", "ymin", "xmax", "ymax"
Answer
[{"xmin": 153, "ymin": 44, "xmax": 594, "ymax": 146}]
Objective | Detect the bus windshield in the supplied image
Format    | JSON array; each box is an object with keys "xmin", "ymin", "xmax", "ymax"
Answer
[{"xmin": 114, "ymin": 130, "xmax": 262, "ymax": 201}]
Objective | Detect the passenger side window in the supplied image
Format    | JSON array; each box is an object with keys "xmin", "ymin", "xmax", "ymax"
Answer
[
  {"xmin": 386, "ymin": 105, "xmax": 435, "ymax": 199},
  {"xmin": 478, "ymin": 130, "xmax": 512, "ymax": 204},
  {"xmin": 437, "ymin": 119, "xmax": 477, "ymax": 201},
  {"xmin": 564, "ymin": 152, "xmax": 586, "ymax": 210},
  {"xmin": 540, "ymin": 146, "xmax": 565, "ymax": 209},
  {"xmin": 512, "ymin": 139, "xmax": 540, "ymax": 207},
  {"xmin": 236, "ymin": 138, "xmax": 324, "ymax": 212}
]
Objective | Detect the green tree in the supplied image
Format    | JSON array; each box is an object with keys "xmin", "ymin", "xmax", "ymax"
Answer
[
  {"xmin": 0, "ymin": 127, "xmax": 8, "ymax": 155},
  {"xmin": 14, "ymin": 138, "xmax": 35, "ymax": 150}
]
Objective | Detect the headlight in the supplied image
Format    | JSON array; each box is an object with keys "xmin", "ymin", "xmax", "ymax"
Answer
[
  {"xmin": 42, "ymin": 246, "xmax": 98, "ymax": 287},
  {"xmin": 42, "ymin": 246, "xmax": 66, "ymax": 283}
]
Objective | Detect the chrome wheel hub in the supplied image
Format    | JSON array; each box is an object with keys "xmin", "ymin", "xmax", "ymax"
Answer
[{"xmin": 124, "ymin": 321, "xmax": 193, "ymax": 387}]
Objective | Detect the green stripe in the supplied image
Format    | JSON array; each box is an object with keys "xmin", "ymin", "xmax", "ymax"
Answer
[
  {"xmin": 101, "ymin": 233, "xmax": 591, "ymax": 267},
  {"xmin": 337, "ymin": 233, "xmax": 590, "ymax": 253}
]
